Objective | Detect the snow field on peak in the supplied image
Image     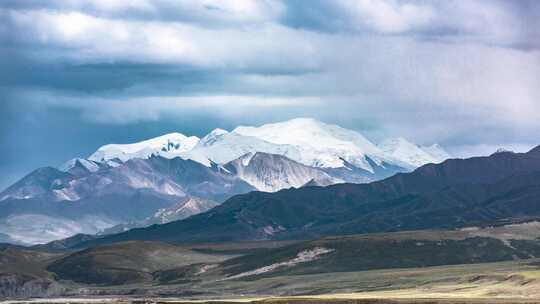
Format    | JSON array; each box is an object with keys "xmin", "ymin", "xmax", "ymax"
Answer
[
  {"xmin": 232, "ymin": 118, "xmax": 390, "ymax": 171},
  {"xmin": 89, "ymin": 132, "xmax": 200, "ymax": 162},
  {"xmin": 182, "ymin": 132, "xmax": 301, "ymax": 167},
  {"xmin": 85, "ymin": 118, "xmax": 451, "ymax": 173}
]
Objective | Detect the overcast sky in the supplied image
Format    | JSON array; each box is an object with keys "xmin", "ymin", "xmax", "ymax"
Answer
[{"xmin": 1, "ymin": 0, "xmax": 539, "ymax": 190}]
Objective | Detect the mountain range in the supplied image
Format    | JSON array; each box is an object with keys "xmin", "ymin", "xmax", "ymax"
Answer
[
  {"xmin": 89, "ymin": 118, "xmax": 449, "ymax": 172},
  {"xmin": 0, "ymin": 118, "xmax": 449, "ymax": 245},
  {"xmin": 72, "ymin": 146, "xmax": 540, "ymax": 247},
  {"xmin": 2, "ymin": 124, "xmax": 540, "ymax": 299}
]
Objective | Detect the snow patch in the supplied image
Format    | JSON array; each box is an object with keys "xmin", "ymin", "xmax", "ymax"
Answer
[
  {"xmin": 261, "ymin": 225, "xmax": 286, "ymax": 236},
  {"xmin": 240, "ymin": 152, "xmax": 255, "ymax": 166},
  {"xmin": 106, "ymin": 159, "xmax": 122, "ymax": 167},
  {"xmin": 195, "ymin": 264, "xmax": 218, "ymax": 275},
  {"xmin": 59, "ymin": 158, "xmax": 100, "ymax": 173},
  {"xmin": 52, "ymin": 188, "xmax": 80, "ymax": 201}
]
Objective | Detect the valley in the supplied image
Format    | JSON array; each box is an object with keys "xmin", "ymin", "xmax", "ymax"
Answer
[{"xmin": 3, "ymin": 222, "xmax": 540, "ymax": 301}]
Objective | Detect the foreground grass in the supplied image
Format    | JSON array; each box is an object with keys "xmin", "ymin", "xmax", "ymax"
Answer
[{"xmin": 5, "ymin": 259, "xmax": 540, "ymax": 303}]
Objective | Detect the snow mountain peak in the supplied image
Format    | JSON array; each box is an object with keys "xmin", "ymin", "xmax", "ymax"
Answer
[
  {"xmin": 378, "ymin": 137, "xmax": 451, "ymax": 167},
  {"xmin": 88, "ymin": 132, "xmax": 200, "ymax": 162},
  {"xmin": 199, "ymin": 128, "xmax": 229, "ymax": 146},
  {"xmin": 420, "ymin": 143, "xmax": 452, "ymax": 161},
  {"xmin": 233, "ymin": 118, "xmax": 390, "ymax": 171}
]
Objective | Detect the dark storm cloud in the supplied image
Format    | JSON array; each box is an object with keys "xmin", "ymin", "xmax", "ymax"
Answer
[{"xmin": 2, "ymin": 60, "xmax": 221, "ymax": 94}]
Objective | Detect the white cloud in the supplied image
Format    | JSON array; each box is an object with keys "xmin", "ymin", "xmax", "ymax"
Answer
[
  {"xmin": 325, "ymin": 0, "xmax": 524, "ymax": 48},
  {"xmin": 82, "ymin": 0, "xmax": 155, "ymax": 13},
  {"xmin": 11, "ymin": 0, "xmax": 285, "ymax": 25},
  {"xmin": 9, "ymin": 9, "xmax": 318, "ymax": 70},
  {"xmin": 20, "ymin": 89, "xmax": 321, "ymax": 124},
  {"xmin": 338, "ymin": 0, "xmax": 435, "ymax": 33}
]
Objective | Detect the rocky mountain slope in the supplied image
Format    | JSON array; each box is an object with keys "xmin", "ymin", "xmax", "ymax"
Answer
[
  {"xmin": 223, "ymin": 152, "xmax": 340, "ymax": 192},
  {"xmin": 0, "ymin": 152, "xmax": 348, "ymax": 245},
  {"xmin": 0, "ymin": 157, "xmax": 254, "ymax": 245}
]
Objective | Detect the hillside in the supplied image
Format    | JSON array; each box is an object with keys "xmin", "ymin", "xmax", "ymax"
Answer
[{"xmin": 4, "ymin": 223, "xmax": 540, "ymax": 298}]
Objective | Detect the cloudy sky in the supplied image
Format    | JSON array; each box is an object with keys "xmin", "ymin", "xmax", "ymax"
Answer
[{"xmin": 1, "ymin": 0, "xmax": 539, "ymax": 190}]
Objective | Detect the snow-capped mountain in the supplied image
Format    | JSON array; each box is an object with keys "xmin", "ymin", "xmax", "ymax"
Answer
[
  {"xmin": 89, "ymin": 133, "xmax": 200, "ymax": 162},
  {"xmin": 0, "ymin": 118, "xmax": 452, "ymax": 245},
  {"xmin": 223, "ymin": 152, "xmax": 341, "ymax": 192},
  {"xmin": 12, "ymin": 117, "xmax": 450, "ymax": 202},
  {"xmin": 420, "ymin": 143, "xmax": 452, "ymax": 162},
  {"xmin": 85, "ymin": 118, "xmax": 450, "ymax": 174},
  {"xmin": 233, "ymin": 118, "xmax": 399, "ymax": 171},
  {"xmin": 178, "ymin": 118, "xmax": 439, "ymax": 186},
  {"xmin": 378, "ymin": 137, "xmax": 449, "ymax": 168}
]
